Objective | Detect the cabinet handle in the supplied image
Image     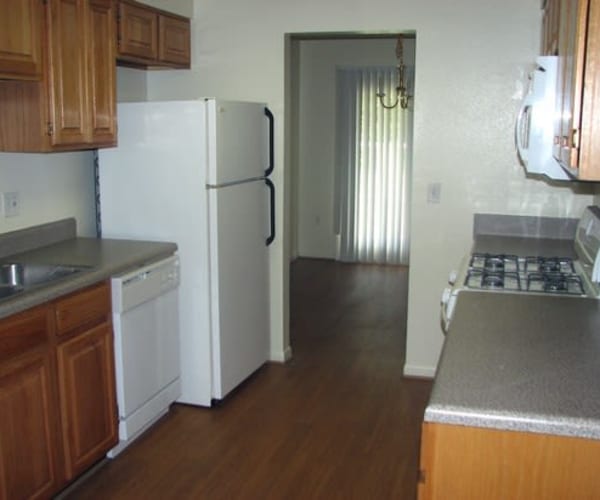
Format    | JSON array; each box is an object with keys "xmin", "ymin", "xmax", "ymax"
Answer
[{"xmin": 571, "ymin": 128, "xmax": 580, "ymax": 149}]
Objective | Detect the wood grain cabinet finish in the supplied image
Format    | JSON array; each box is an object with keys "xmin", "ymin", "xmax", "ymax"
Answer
[
  {"xmin": 0, "ymin": 0, "xmax": 117, "ymax": 152},
  {"xmin": 552, "ymin": 0, "xmax": 600, "ymax": 180},
  {"xmin": 158, "ymin": 14, "xmax": 191, "ymax": 66},
  {"xmin": 55, "ymin": 282, "xmax": 117, "ymax": 480},
  {"xmin": 0, "ymin": 0, "xmax": 44, "ymax": 80},
  {"xmin": 0, "ymin": 281, "xmax": 118, "ymax": 499},
  {"xmin": 418, "ymin": 422, "xmax": 600, "ymax": 500},
  {"xmin": 57, "ymin": 322, "xmax": 117, "ymax": 480},
  {"xmin": 117, "ymin": 0, "xmax": 190, "ymax": 69},
  {"xmin": 117, "ymin": 1, "xmax": 158, "ymax": 60},
  {"xmin": 542, "ymin": 0, "xmax": 561, "ymax": 55},
  {"xmin": 0, "ymin": 305, "xmax": 61, "ymax": 500}
]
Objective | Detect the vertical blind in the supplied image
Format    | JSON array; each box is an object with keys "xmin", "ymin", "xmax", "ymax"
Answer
[{"xmin": 334, "ymin": 66, "xmax": 413, "ymax": 265}]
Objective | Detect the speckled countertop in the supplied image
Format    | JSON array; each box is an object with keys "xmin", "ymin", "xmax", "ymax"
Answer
[
  {"xmin": 0, "ymin": 237, "xmax": 177, "ymax": 319},
  {"xmin": 425, "ymin": 291, "xmax": 600, "ymax": 439}
]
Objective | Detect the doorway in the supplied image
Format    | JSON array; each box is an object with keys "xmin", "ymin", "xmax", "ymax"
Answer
[{"xmin": 286, "ymin": 32, "xmax": 416, "ymax": 353}]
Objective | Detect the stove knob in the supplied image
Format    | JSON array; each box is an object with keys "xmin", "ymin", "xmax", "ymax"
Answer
[
  {"xmin": 448, "ymin": 270, "xmax": 458, "ymax": 285},
  {"xmin": 441, "ymin": 287, "xmax": 452, "ymax": 305}
]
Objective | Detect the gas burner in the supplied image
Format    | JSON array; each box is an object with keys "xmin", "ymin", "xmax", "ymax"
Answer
[
  {"xmin": 465, "ymin": 269, "xmax": 522, "ymax": 291},
  {"xmin": 526, "ymin": 272, "xmax": 584, "ymax": 295},
  {"xmin": 470, "ymin": 253, "xmax": 520, "ymax": 273},
  {"xmin": 524, "ymin": 256, "xmax": 575, "ymax": 275},
  {"xmin": 482, "ymin": 272, "xmax": 504, "ymax": 289}
]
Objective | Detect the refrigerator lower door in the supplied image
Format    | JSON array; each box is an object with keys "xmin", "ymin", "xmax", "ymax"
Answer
[{"xmin": 208, "ymin": 180, "xmax": 269, "ymax": 399}]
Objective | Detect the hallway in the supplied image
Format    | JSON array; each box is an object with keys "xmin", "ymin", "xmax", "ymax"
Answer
[{"xmin": 64, "ymin": 259, "xmax": 432, "ymax": 499}]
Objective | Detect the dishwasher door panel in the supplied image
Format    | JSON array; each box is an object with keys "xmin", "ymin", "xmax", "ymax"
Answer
[{"xmin": 117, "ymin": 288, "xmax": 179, "ymax": 417}]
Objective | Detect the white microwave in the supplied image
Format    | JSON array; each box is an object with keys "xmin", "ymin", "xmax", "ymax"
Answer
[{"xmin": 515, "ymin": 56, "xmax": 569, "ymax": 180}]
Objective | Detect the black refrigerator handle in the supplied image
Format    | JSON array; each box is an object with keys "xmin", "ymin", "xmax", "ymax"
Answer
[
  {"xmin": 265, "ymin": 178, "xmax": 275, "ymax": 246},
  {"xmin": 264, "ymin": 107, "xmax": 274, "ymax": 177}
]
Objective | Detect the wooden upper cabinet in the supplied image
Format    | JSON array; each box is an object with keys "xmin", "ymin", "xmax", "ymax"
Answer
[
  {"xmin": 47, "ymin": 0, "xmax": 90, "ymax": 146},
  {"xmin": 47, "ymin": 0, "xmax": 117, "ymax": 148},
  {"xmin": 542, "ymin": 0, "xmax": 561, "ymax": 55},
  {"xmin": 117, "ymin": 1, "xmax": 158, "ymax": 60},
  {"xmin": 0, "ymin": 0, "xmax": 117, "ymax": 152},
  {"xmin": 87, "ymin": 0, "xmax": 117, "ymax": 145},
  {"xmin": 0, "ymin": 0, "xmax": 44, "ymax": 80},
  {"xmin": 117, "ymin": 0, "xmax": 191, "ymax": 69},
  {"xmin": 159, "ymin": 14, "xmax": 191, "ymax": 66},
  {"xmin": 552, "ymin": 0, "xmax": 600, "ymax": 180}
]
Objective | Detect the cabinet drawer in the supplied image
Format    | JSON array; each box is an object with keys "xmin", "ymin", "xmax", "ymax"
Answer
[
  {"xmin": 0, "ymin": 305, "xmax": 51, "ymax": 362},
  {"xmin": 55, "ymin": 282, "xmax": 111, "ymax": 336}
]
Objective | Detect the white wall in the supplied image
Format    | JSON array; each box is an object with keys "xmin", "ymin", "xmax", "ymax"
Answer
[
  {"xmin": 141, "ymin": 0, "xmax": 595, "ymax": 369},
  {"xmin": 295, "ymin": 38, "xmax": 409, "ymax": 259},
  {"xmin": 0, "ymin": 152, "xmax": 96, "ymax": 237}
]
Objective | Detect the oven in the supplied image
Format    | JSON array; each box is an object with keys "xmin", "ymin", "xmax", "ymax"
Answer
[{"xmin": 441, "ymin": 207, "xmax": 600, "ymax": 333}]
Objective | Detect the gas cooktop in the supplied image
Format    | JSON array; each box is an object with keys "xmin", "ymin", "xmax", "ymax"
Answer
[{"xmin": 464, "ymin": 253, "xmax": 585, "ymax": 296}]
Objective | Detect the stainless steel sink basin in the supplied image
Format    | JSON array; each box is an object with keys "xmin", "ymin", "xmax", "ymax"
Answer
[{"xmin": 0, "ymin": 262, "xmax": 89, "ymax": 290}]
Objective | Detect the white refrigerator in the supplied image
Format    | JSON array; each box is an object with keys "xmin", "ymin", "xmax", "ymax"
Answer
[{"xmin": 98, "ymin": 99, "xmax": 274, "ymax": 406}]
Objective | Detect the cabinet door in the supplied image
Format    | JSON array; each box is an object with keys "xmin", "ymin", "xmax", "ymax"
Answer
[
  {"xmin": 118, "ymin": 1, "xmax": 158, "ymax": 61},
  {"xmin": 87, "ymin": 0, "xmax": 117, "ymax": 146},
  {"xmin": 554, "ymin": 0, "xmax": 587, "ymax": 170},
  {"xmin": 0, "ymin": 351, "xmax": 60, "ymax": 500},
  {"xmin": 57, "ymin": 322, "xmax": 117, "ymax": 480},
  {"xmin": 159, "ymin": 14, "xmax": 190, "ymax": 67},
  {"xmin": 418, "ymin": 423, "xmax": 600, "ymax": 500},
  {"xmin": 542, "ymin": 0, "xmax": 561, "ymax": 55},
  {"xmin": 0, "ymin": 0, "xmax": 43, "ymax": 80},
  {"xmin": 47, "ymin": 0, "xmax": 90, "ymax": 147}
]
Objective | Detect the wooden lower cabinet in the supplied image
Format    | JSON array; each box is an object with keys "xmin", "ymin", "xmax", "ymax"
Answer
[
  {"xmin": 57, "ymin": 322, "xmax": 117, "ymax": 480},
  {"xmin": 0, "ymin": 350, "xmax": 61, "ymax": 500},
  {"xmin": 0, "ymin": 281, "xmax": 118, "ymax": 499},
  {"xmin": 418, "ymin": 422, "xmax": 600, "ymax": 500},
  {"xmin": 0, "ymin": 305, "xmax": 61, "ymax": 500}
]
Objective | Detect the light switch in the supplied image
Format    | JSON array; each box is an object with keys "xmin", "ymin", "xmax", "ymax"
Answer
[
  {"xmin": 3, "ymin": 192, "xmax": 20, "ymax": 217},
  {"xmin": 427, "ymin": 183, "xmax": 441, "ymax": 204}
]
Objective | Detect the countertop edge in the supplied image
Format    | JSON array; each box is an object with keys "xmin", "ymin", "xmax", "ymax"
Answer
[
  {"xmin": 424, "ymin": 405, "xmax": 600, "ymax": 440},
  {"xmin": 0, "ymin": 239, "xmax": 177, "ymax": 318}
]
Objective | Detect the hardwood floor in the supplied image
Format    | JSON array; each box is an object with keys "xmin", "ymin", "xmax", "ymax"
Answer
[{"xmin": 62, "ymin": 259, "xmax": 432, "ymax": 499}]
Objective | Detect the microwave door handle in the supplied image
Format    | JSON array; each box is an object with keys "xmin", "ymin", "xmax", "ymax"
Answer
[
  {"xmin": 515, "ymin": 91, "xmax": 535, "ymax": 165},
  {"xmin": 515, "ymin": 102, "xmax": 531, "ymax": 165}
]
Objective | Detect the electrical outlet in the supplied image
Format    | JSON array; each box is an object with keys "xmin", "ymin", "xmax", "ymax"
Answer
[
  {"xmin": 427, "ymin": 183, "xmax": 441, "ymax": 204},
  {"xmin": 3, "ymin": 192, "xmax": 20, "ymax": 217}
]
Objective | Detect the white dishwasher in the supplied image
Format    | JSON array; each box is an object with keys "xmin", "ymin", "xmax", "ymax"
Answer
[{"xmin": 108, "ymin": 255, "xmax": 181, "ymax": 458}]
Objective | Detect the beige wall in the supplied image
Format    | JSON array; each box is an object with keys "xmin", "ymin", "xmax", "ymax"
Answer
[
  {"xmin": 0, "ymin": 152, "xmax": 96, "ymax": 237},
  {"xmin": 109, "ymin": 0, "xmax": 599, "ymax": 369}
]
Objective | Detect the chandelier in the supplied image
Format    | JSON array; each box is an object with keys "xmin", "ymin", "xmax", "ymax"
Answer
[{"xmin": 376, "ymin": 36, "xmax": 412, "ymax": 110}]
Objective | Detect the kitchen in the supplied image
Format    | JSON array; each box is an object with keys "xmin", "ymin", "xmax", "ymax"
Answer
[{"xmin": 1, "ymin": 0, "xmax": 599, "ymax": 498}]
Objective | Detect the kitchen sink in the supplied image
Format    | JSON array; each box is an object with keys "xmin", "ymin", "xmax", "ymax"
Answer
[{"xmin": 0, "ymin": 262, "xmax": 89, "ymax": 292}]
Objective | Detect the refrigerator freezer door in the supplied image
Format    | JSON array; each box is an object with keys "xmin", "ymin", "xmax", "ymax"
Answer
[
  {"xmin": 99, "ymin": 100, "xmax": 214, "ymax": 407},
  {"xmin": 206, "ymin": 100, "xmax": 268, "ymax": 185},
  {"xmin": 208, "ymin": 180, "xmax": 269, "ymax": 399}
]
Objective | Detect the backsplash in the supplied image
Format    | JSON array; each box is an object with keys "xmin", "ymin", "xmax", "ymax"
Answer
[{"xmin": 0, "ymin": 152, "xmax": 96, "ymax": 237}]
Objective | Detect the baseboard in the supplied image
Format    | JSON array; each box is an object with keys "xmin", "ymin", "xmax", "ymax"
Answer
[
  {"xmin": 270, "ymin": 345, "xmax": 293, "ymax": 363},
  {"xmin": 403, "ymin": 363, "xmax": 436, "ymax": 379}
]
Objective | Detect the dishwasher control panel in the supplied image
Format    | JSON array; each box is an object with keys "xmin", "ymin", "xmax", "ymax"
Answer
[{"xmin": 111, "ymin": 255, "xmax": 180, "ymax": 313}]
